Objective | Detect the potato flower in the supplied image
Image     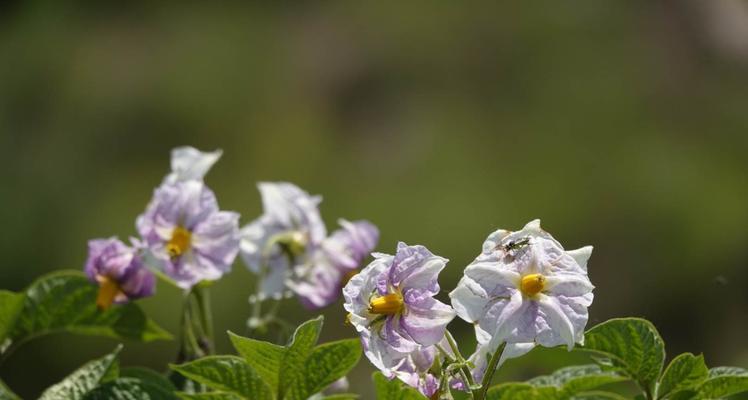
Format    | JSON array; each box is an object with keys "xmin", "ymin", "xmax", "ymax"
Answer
[
  {"xmin": 287, "ymin": 219, "xmax": 379, "ymax": 309},
  {"xmin": 136, "ymin": 180, "xmax": 240, "ymax": 289},
  {"xmin": 344, "ymin": 242, "xmax": 456, "ymax": 357},
  {"xmin": 84, "ymin": 237, "xmax": 155, "ymax": 309},
  {"xmin": 450, "ymin": 219, "xmax": 593, "ymax": 351},
  {"xmin": 239, "ymin": 182, "xmax": 327, "ymax": 298}
]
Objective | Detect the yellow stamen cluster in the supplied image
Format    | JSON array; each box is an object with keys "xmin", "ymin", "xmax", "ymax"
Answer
[
  {"xmin": 520, "ymin": 273, "xmax": 546, "ymax": 297},
  {"xmin": 96, "ymin": 276, "xmax": 123, "ymax": 310},
  {"xmin": 368, "ymin": 292, "xmax": 404, "ymax": 315},
  {"xmin": 167, "ymin": 226, "xmax": 192, "ymax": 258}
]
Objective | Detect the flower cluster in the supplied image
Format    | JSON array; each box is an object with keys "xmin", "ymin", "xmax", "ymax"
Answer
[
  {"xmin": 82, "ymin": 148, "xmax": 595, "ymax": 399},
  {"xmin": 84, "ymin": 147, "xmax": 240, "ymax": 307},
  {"xmin": 344, "ymin": 219, "xmax": 594, "ymax": 397},
  {"xmin": 240, "ymin": 182, "xmax": 379, "ymax": 309},
  {"xmin": 84, "ymin": 147, "xmax": 377, "ymax": 313}
]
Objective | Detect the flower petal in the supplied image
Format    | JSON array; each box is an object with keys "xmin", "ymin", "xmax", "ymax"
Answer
[
  {"xmin": 399, "ymin": 254, "xmax": 447, "ymax": 294},
  {"xmin": 463, "ymin": 261, "xmax": 521, "ymax": 295},
  {"xmin": 481, "ymin": 229, "xmax": 511, "ymax": 255},
  {"xmin": 566, "ymin": 246, "xmax": 593, "ymax": 272},
  {"xmin": 383, "ymin": 316, "xmax": 420, "ymax": 353},
  {"xmin": 537, "ymin": 294, "xmax": 576, "ymax": 350},
  {"xmin": 389, "ymin": 243, "xmax": 446, "ymax": 291},
  {"xmin": 449, "ymin": 276, "xmax": 491, "ymax": 323},
  {"xmin": 401, "ymin": 297, "xmax": 456, "ymax": 346},
  {"xmin": 544, "ymin": 274, "xmax": 594, "ymax": 297},
  {"xmin": 257, "ymin": 182, "xmax": 326, "ymax": 243},
  {"xmin": 481, "ymin": 290, "xmax": 527, "ymax": 343},
  {"xmin": 192, "ymin": 211, "xmax": 241, "ymax": 267},
  {"xmin": 167, "ymin": 146, "xmax": 222, "ymax": 183}
]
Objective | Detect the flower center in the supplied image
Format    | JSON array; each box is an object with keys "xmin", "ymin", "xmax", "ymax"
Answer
[
  {"xmin": 95, "ymin": 275, "xmax": 123, "ymax": 310},
  {"xmin": 520, "ymin": 273, "xmax": 546, "ymax": 297},
  {"xmin": 167, "ymin": 226, "xmax": 192, "ymax": 258},
  {"xmin": 368, "ymin": 292, "xmax": 404, "ymax": 315},
  {"xmin": 284, "ymin": 231, "xmax": 307, "ymax": 256}
]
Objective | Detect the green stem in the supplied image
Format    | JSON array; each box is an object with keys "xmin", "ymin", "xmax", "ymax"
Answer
[
  {"xmin": 193, "ymin": 285, "xmax": 214, "ymax": 355},
  {"xmin": 445, "ymin": 331, "xmax": 479, "ymax": 399},
  {"xmin": 180, "ymin": 290, "xmax": 203, "ymax": 360},
  {"xmin": 478, "ymin": 342, "xmax": 506, "ymax": 400}
]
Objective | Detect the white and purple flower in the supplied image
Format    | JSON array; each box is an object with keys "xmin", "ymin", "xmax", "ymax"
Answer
[
  {"xmin": 361, "ymin": 328, "xmax": 444, "ymax": 398},
  {"xmin": 343, "ymin": 242, "xmax": 456, "ymax": 396},
  {"xmin": 136, "ymin": 180, "xmax": 240, "ymax": 289},
  {"xmin": 288, "ymin": 219, "xmax": 379, "ymax": 309},
  {"xmin": 449, "ymin": 219, "xmax": 594, "ymax": 353},
  {"xmin": 239, "ymin": 182, "xmax": 327, "ymax": 298},
  {"xmin": 344, "ymin": 242, "xmax": 456, "ymax": 352},
  {"xmin": 84, "ymin": 237, "xmax": 155, "ymax": 309}
]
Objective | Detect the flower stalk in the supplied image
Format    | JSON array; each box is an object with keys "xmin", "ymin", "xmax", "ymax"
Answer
[
  {"xmin": 178, "ymin": 285, "xmax": 215, "ymax": 363},
  {"xmin": 478, "ymin": 341, "xmax": 506, "ymax": 400},
  {"xmin": 445, "ymin": 331, "xmax": 481, "ymax": 399}
]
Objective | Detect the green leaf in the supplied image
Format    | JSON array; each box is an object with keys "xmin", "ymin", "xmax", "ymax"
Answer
[
  {"xmin": 228, "ymin": 331, "xmax": 285, "ymax": 395},
  {"xmin": 373, "ymin": 372, "xmax": 426, "ymax": 400},
  {"xmin": 176, "ymin": 394, "xmax": 242, "ymax": 400},
  {"xmin": 278, "ymin": 316, "xmax": 324, "ymax": 399},
  {"xmin": 486, "ymin": 382, "xmax": 558, "ymax": 400},
  {"xmin": 0, "ymin": 291, "xmax": 24, "ymax": 345},
  {"xmin": 581, "ymin": 318, "xmax": 665, "ymax": 397},
  {"xmin": 656, "ymin": 353, "xmax": 708, "ymax": 399},
  {"xmin": 695, "ymin": 366, "xmax": 748, "ymax": 399},
  {"xmin": 528, "ymin": 364, "xmax": 628, "ymax": 396},
  {"xmin": 663, "ymin": 390, "xmax": 697, "ymax": 400},
  {"xmin": 7, "ymin": 271, "xmax": 171, "ymax": 351},
  {"xmin": 229, "ymin": 317, "xmax": 358, "ymax": 400},
  {"xmin": 321, "ymin": 394, "xmax": 359, "ymax": 400},
  {"xmin": 285, "ymin": 339, "xmax": 362, "ymax": 400},
  {"xmin": 170, "ymin": 356, "xmax": 272, "ymax": 400},
  {"xmin": 120, "ymin": 367, "xmax": 176, "ymax": 392},
  {"xmin": 0, "ymin": 378, "xmax": 20, "ymax": 400},
  {"xmin": 39, "ymin": 345, "xmax": 122, "ymax": 400},
  {"xmin": 83, "ymin": 377, "xmax": 179, "ymax": 400},
  {"xmin": 570, "ymin": 391, "xmax": 629, "ymax": 400}
]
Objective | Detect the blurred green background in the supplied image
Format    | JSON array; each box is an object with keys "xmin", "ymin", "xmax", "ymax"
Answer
[{"xmin": 1, "ymin": 1, "xmax": 747, "ymax": 398}]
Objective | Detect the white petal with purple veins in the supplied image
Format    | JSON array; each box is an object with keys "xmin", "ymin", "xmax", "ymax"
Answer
[
  {"xmin": 401, "ymin": 297, "xmax": 455, "ymax": 347},
  {"xmin": 537, "ymin": 294, "xmax": 576, "ymax": 350}
]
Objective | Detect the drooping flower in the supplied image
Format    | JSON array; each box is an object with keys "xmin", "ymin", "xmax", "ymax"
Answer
[
  {"xmin": 360, "ymin": 328, "xmax": 444, "ymax": 398},
  {"xmin": 164, "ymin": 146, "xmax": 222, "ymax": 184},
  {"xmin": 136, "ymin": 180, "xmax": 240, "ymax": 289},
  {"xmin": 449, "ymin": 219, "xmax": 594, "ymax": 352},
  {"xmin": 391, "ymin": 344, "xmax": 441, "ymax": 398},
  {"xmin": 344, "ymin": 242, "xmax": 456, "ymax": 355},
  {"xmin": 287, "ymin": 219, "xmax": 379, "ymax": 309},
  {"xmin": 239, "ymin": 182, "xmax": 327, "ymax": 298},
  {"xmin": 84, "ymin": 237, "xmax": 155, "ymax": 309}
]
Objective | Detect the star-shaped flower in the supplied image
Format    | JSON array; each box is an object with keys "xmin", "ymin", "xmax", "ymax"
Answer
[
  {"xmin": 450, "ymin": 219, "xmax": 594, "ymax": 351},
  {"xmin": 137, "ymin": 180, "xmax": 240, "ymax": 289},
  {"xmin": 344, "ymin": 242, "xmax": 456, "ymax": 354}
]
